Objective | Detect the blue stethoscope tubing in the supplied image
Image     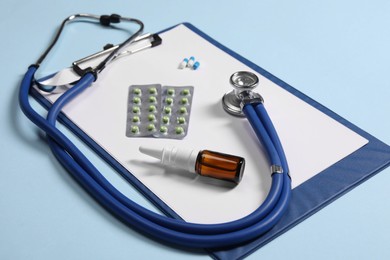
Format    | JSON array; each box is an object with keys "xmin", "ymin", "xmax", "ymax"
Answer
[{"xmin": 18, "ymin": 16, "xmax": 291, "ymax": 249}]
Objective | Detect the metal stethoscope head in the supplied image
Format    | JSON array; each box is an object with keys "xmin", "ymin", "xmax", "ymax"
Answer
[{"xmin": 222, "ymin": 71, "xmax": 264, "ymax": 116}]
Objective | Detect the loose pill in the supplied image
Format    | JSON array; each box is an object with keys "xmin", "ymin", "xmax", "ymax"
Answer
[
  {"xmin": 187, "ymin": 56, "xmax": 195, "ymax": 68},
  {"xmin": 192, "ymin": 61, "xmax": 200, "ymax": 70},
  {"xmin": 178, "ymin": 58, "xmax": 189, "ymax": 69}
]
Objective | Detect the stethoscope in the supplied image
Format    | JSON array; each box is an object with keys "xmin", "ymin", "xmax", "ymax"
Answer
[{"xmin": 19, "ymin": 14, "xmax": 291, "ymax": 249}]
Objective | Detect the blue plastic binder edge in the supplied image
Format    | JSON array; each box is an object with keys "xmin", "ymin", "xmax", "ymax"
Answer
[{"xmin": 30, "ymin": 23, "xmax": 390, "ymax": 260}]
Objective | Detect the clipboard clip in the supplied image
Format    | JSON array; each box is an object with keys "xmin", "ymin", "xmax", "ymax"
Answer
[
  {"xmin": 36, "ymin": 33, "xmax": 162, "ymax": 93},
  {"xmin": 72, "ymin": 33, "xmax": 162, "ymax": 76}
]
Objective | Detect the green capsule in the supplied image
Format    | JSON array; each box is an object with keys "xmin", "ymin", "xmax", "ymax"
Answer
[
  {"xmin": 132, "ymin": 116, "xmax": 140, "ymax": 123},
  {"xmin": 180, "ymin": 97, "xmax": 188, "ymax": 105},
  {"xmin": 132, "ymin": 106, "xmax": 140, "ymax": 114}
]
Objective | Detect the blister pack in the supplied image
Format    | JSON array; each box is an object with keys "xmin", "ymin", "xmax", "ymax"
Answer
[
  {"xmin": 156, "ymin": 86, "xmax": 194, "ymax": 138},
  {"xmin": 126, "ymin": 84, "xmax": 162, "ymax": 137},
  {"xmin": 126, "ymin": 84, "xmax": 194, "ymax": 139}
]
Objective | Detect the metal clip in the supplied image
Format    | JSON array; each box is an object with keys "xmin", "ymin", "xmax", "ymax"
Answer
[
  {"xmin": 72, "ymin": 33, "xmax": 162, "ymax": 76},
  {"xmin": 271, "ymin": 165, "xmax": 284, "ymax": 175}
]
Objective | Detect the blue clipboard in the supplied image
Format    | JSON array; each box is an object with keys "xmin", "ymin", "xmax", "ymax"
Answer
[{"xmin": 31, "ymin": 23, "xmax": 390, "ymax": 260}]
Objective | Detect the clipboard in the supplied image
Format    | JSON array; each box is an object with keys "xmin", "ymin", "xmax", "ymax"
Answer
[{"xmin": 31, "ymin": 23, "xmax": 390, "ymax": 259}]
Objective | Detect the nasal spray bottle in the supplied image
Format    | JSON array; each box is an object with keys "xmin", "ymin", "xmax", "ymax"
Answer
[{"xmin": 139, "ymin": 146, "xmax": 245, "ymax": 184}]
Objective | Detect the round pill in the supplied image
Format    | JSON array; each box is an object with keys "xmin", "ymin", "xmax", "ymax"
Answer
[
  {"xmin": 175, "ymin": 126, "xmax": 184, "ymax": 135},
  {"xmin": 162, "ymin": 116, "xmax": 170, "ymax": 124},
  {"xmin": 131, "ymin": 125, "xmax": 139, "ymax": 133},
  {"xmin": 133, "ymin": 97, "xmax": 141, "ymax": 104},
  {"xmin": 132, "ymin": 116, "xmax": 140, "ymax": 123},
  {"xmin": 180, "ymin": 97, "xmax": 188, "ymax": 105},
  {"xmin": 149, "ymin": 96, "xmax": 157, "ymax": 103},
  {"xmin": 165, "ymin": 97, "xmax": 173, "ymax": 105},
  {"xmin": 148, "ymin": 114, "xmax": 156, "ymax": 121},
  {"xmin": 132, "ymin": 106, "xmax": 140, "ymax": 114},
  {"xmin": 167, "ymin": 88, "xmax": 175, "ymax": 96},
  {"xmin": 133, "ymin": 88, "xmax": 142, "ymax": 95},
  {"xmin": 149, "ymin": 87, "xmax": 157, "ymax": 94},
  {"xmin": 147, "ymin": 124, "xmax": 156, "ymax": 131},
  {"xmin": 149, "ymin": 105, "xmax": 156, "ymax": 112},
  {"xmin": 160, "ymin": 126, "xmax": 168, "ymax": 133},
  {"xmin": 179, "ymin": 107, "xmax": 187, "ymax": 114},
  {"xmin": 177, "ymin": 117, "xmax": 186, "ymax": 124},
  {"xmin": 181, "ymin": 89, "xmax": 190, "ymax": 96},
  {"xmin": 164, "ymin": 106, "xmax": 172, "ymax": 114}
]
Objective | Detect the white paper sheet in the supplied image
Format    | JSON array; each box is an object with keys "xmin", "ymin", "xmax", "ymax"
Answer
[{"xmin": 37, "ymin": 25, "xmax": 368, "ymax": 224}]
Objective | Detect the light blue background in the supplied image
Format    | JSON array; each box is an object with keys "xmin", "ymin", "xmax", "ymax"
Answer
[{"xmin": 1, "ymin": 0, "xmax": 389, "ymax": 259}]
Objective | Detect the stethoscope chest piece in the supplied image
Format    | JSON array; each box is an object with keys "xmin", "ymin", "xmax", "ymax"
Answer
[{"xmin": 222, "ymin": 71, "xmax": 260, "ymax": 117}]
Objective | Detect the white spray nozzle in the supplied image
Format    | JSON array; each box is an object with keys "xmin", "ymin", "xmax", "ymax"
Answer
[
  {"xmin": 139, "ymin": 145, "xmax": 198, "ymax": 173},
  {"xmin": 139, "ymin": 146, "xmax": 163, "ymax": 160}
]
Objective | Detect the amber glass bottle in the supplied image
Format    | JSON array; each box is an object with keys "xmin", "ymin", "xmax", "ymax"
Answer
[{"xmin": 195, "ymin": 150, "xmax": 245, "ymax": 184}]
